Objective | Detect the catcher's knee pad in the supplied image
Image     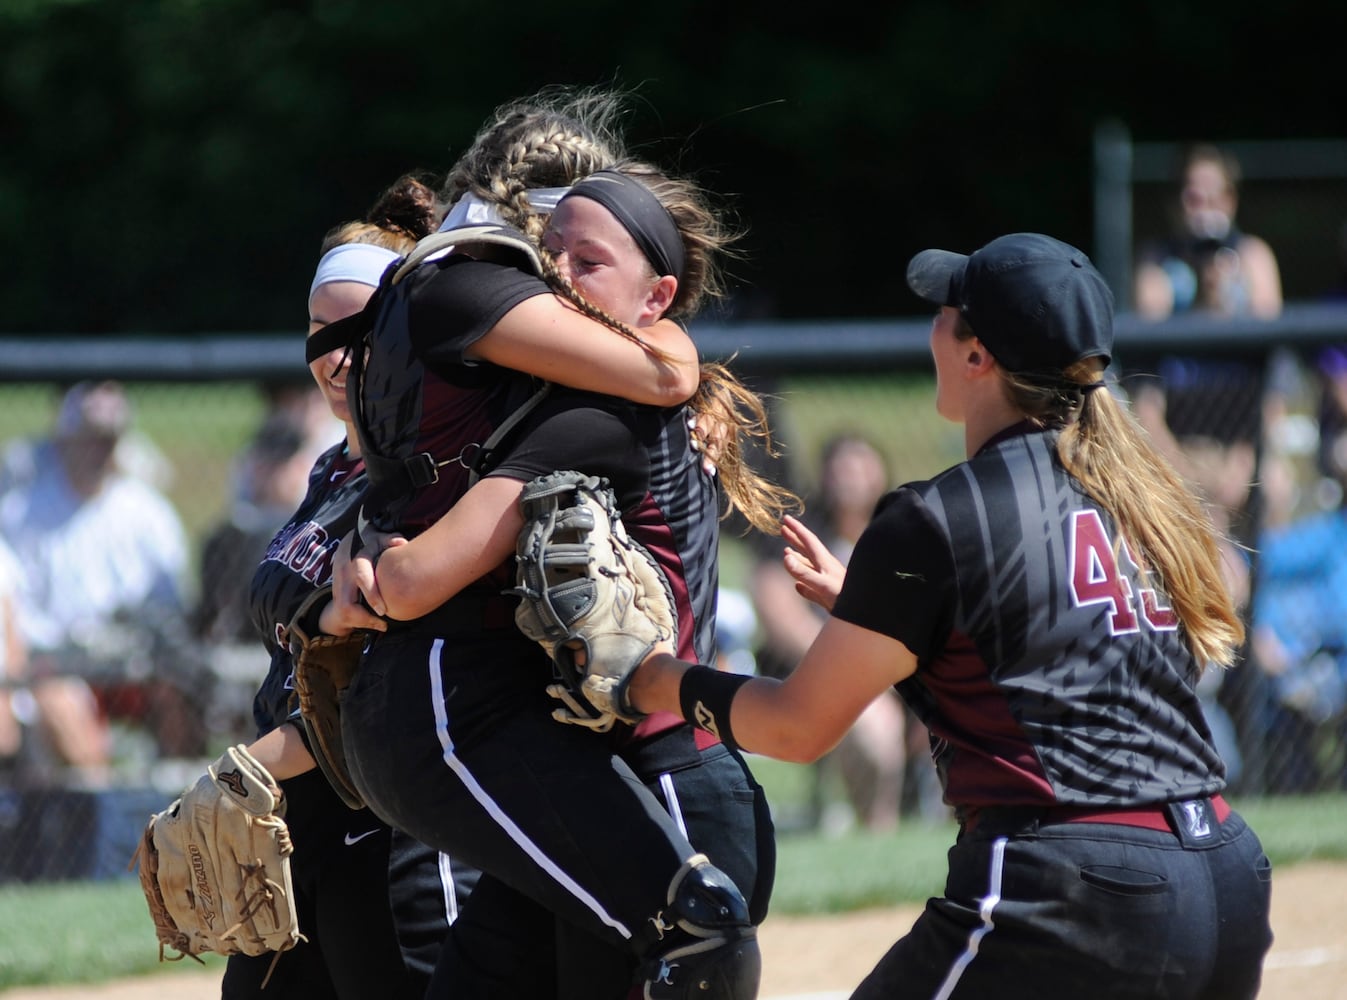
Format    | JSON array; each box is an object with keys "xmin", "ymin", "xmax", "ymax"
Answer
[{"xmin": 640, "ymin": 854, "xmax": 761, "ymax": 1000}]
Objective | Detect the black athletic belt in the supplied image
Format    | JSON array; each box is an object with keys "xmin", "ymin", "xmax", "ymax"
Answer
[{"xmin": 620, "ymin": 724, "xmax": 708, "ymax": 779}]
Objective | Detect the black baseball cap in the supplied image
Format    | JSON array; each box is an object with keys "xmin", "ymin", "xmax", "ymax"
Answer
[{"xmin": 906, "ymin": 233, "xmax": 1114, "ymax": 375}]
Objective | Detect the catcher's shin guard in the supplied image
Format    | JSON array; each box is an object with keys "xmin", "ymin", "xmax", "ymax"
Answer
[{"xmin": 640, "ymin": 854, "xmax": 761, "ymax": 1000}]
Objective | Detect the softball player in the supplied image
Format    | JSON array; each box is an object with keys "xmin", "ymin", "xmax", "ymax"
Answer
[
  {"xmin": 628, "ymin": 233, "xmax": 1274, "ymax": 999},
  {"xmin": 328, "ymin": 95, "xmax": 769, "ymax": 999},
  {"xmin": 344, "ymin": 164, "xmax": 786, "ymax": 998},
  {"xmin": 222, "ymin": 175, "xmax": 474, "ymax": 999}
]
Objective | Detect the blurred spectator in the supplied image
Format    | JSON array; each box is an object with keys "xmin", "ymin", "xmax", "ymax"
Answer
[
  {"xmin": 194, "ymin": 409, "xmax": 315, "ymax": 645},
  {"xmin": 0, "ymin": 534, "xmax": 109, "ymax": 785},
  {"xmin": 0, "ymin": 537, "xmax": 20, "ymax": 765},
  {"xmin": 1134, "ymin": 142, "xmax": 1282, "ymax": 320},
  {"xmin": 750, "ymin": 432, "xmax": 941, "ymax": 831},
  {"xmin": 252, "ymin": 378, "xmax": 343, "ymax": 490},
  {"xmin": 1249, "ymin": 424, "xmax": 1347, "ymax": 793},
  {"xmin": 1307, "ymin": 346, "xmax": 1347, "ymax": 510},
  {"xmin": 0, "ymin": 381, "xmax": 203, "ymax": 772}
]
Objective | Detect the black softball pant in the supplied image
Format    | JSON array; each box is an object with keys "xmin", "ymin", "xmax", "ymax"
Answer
[
  {"xmin": 221, "ymin": 767, "xmax": 473, "ymax": 1000},
  {"xmin": 850, "ymin": 805, "xmax": 1273, "ymax": 1000},
  {"xmin": 342, "ymin": 632, "xmax": 704, "ymax": 966},
  {"xmin": 426, "ymin": 738, "xmax": 777, "ymax": 999}
]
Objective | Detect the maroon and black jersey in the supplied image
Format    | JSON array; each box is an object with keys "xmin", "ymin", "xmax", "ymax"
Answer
[{"xmin": 833, "ymin": 422, "xmax": 1225, "ymax": 811}]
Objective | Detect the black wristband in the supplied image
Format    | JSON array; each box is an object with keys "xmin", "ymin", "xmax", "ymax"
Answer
[{"xmin": 678, "ymin": 665, "xmax": 753, "ymax": 751}]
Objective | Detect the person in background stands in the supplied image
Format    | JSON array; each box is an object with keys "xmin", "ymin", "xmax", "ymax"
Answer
[
  {"xmin": 0, "ymin": 380, "xmax": 198, "ymax": 771},
  {"xmin": 750, "ymin": 432, "xmax": 943, "ymax": 830},
  {"xmin": 1134, "ymin": 142, "xmax": 1282, "ymax": 320}
]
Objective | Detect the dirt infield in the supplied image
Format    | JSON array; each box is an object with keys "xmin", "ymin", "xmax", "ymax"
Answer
[{"xmin": 8, "ymin": 859, "xmax": 1347, "ymax": 999}]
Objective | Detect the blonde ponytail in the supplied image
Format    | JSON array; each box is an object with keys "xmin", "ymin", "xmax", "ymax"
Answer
[{"xmin": 1047, "ymin": 368, "xmax": 1244, "ymax": 668}]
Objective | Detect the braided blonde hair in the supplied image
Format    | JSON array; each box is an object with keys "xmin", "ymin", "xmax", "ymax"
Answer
[
  {"xmin": 443, "ymin": 93, "xmax": 800, "ymax": 534},
  {"xmin": 441, "ymin": 86, "xmax": 627, "ymax": 245}
]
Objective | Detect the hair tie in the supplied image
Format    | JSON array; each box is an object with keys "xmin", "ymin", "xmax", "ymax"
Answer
[{"xmin": 1081, "ymin": 381, "xmax": 1108, "ymax": 393}]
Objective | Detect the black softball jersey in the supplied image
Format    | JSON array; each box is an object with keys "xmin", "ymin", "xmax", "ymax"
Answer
[
  {"xmin": 248, "ymin": 440, "xmax": 367, "ymax": 734},
  {"xmin": 833, "ymin": 422, "xmax": 1227, "ymax": 811},
  {"xmin": 488, "ymin": 387, "xmax": 719, "ymax": 675},
  {"xmin": 339, "ymin": 240, "xmax": 772, "ymax": 980}
]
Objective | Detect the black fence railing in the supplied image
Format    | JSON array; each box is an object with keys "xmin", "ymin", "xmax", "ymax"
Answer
[{"xmin": 6, "ymin": 302, "xmax": 1347, "ymax": 380}]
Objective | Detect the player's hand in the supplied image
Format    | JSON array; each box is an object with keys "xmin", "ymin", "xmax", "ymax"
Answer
[
  {"xmin": 689, "ymin": 409, "xmax": 728, "ymax": 476},
  {"xmin": 781, "ymin": 514, "xmax": 846, "ymax": 612},
  {"xmin": 348, "ymin": 529, "xmax": 407, "ymax": 618},
  {"xmin": 321, "ymin": 531, "xmax": 391, "ymax": 635}
]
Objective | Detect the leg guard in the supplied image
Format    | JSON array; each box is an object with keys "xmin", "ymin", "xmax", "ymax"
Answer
[{"xmin": 640, "ymin": 854, "xmax": 761, "ymax": 1000}]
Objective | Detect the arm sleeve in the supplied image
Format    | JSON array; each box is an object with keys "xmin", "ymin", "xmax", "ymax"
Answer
[
  {"xmin": 831, "ymin": 487, "xmax": 957, "ymax": 662},
  {"xmin": 408, "ymin": 259, "xmax": 552, "ymax": 365}
]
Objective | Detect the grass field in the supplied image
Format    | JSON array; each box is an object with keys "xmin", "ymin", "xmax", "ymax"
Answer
[{"xmin": 2, "ymin": 780, "xmax": 1345, "ymax": 991}]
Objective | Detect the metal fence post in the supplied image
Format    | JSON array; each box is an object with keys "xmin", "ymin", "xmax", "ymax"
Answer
[{"xmin": 1093, "ymin": 119, "xmax": 1134, "ymax": 311}]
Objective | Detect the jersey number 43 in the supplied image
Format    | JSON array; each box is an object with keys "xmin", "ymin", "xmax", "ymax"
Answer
[{"xmin": 1069, "ymin": 510, "xmax": 1179, "ymax": 636}]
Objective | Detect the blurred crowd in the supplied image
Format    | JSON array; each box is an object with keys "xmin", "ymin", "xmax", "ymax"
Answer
[{"xmin": 0, "ymin": 378, "xmax": 338, "ymax": 790}]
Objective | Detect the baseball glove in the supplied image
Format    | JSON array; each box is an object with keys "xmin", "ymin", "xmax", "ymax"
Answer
[
  {"xmin": 131, "ymin": 745, "xmax": 301, "ymax": 970},
  {"xmin": 512, "ymin": 470, "xmax": 676, "ymax": 731},
  {"xmin": 287, "ymin": 586, "xmax": 369, "ymax": 810}
]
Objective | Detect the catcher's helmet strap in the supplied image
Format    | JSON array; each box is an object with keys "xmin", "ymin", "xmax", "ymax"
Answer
[
  {"xmin": 305, "ymin": 259, "xmax": 393, "ymax": 364},
  {"xmin": 306, "ymin": 307, "xmax": 369, "ymax": 363},
  {"xmin": 467, "ymin": 381, "xmax": 553, "ymax": 488}
]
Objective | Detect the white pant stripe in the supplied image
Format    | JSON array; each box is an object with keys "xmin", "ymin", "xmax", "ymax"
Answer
[
  {"xmin": 658, "ymin": 771, "xmax": 689, "ymax": 840},
  {"xmin": 438, "ymin": 852, "xmax": 458, "ymax": 924},
  {"xmin": 931, "ymin": 835, "xmax": 1006, "ymax": 1000},
  {"xmin": 425, "ymin": 639, "xmax": 632, "ymax": 939}
]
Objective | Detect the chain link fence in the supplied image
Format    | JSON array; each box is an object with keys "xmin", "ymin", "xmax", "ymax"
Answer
[{"xmin": 1, "ymin": 309, "xmax": 1346, "ymax": 881}]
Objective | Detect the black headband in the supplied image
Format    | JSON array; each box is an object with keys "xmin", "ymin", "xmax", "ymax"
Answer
[{"xmin": 563, "ymin": 170, "xmax": 685, "ymax": 282}]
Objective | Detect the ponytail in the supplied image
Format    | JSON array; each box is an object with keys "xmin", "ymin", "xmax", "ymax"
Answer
[{"xmin": 1052, "ymin": 369, "xmax": 1244, "ymax": 668}]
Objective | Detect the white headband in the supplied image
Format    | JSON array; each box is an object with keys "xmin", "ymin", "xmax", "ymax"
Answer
[
  {"xmin": 436, "ymin": 187, "xmax": 571, "ymax": 233},
  {"xmin": 308, "ymin": 243, "xmax": 401, "ymax": 305}
]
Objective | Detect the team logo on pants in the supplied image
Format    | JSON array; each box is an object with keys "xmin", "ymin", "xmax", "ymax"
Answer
[{"xmin": 1180, "ymin": 800, "xmax": 1212, "ymax": 839}]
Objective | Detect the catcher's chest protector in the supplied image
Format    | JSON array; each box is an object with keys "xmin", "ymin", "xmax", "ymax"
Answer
[{"xmin": 345, "ymin": 224, "xmax": 551, "ymax": 525}]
